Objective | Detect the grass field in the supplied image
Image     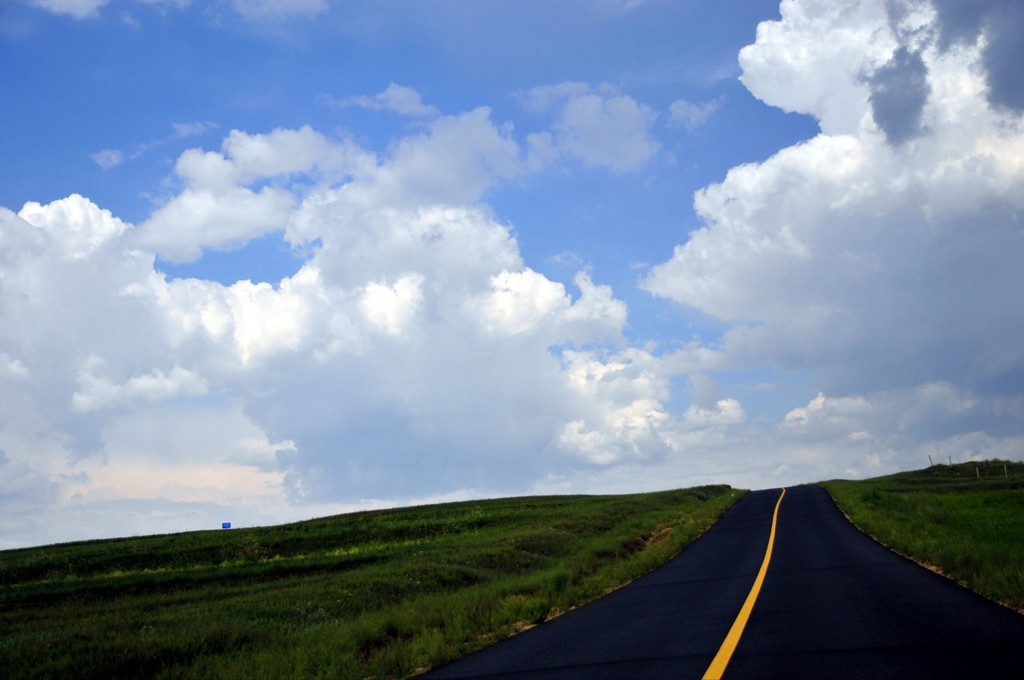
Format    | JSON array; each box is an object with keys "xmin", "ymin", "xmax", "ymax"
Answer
[
  {"xmin": 0, "ymin": 486, "xmax": 739, "ymax": 679},
  {"xmin": 822, "ymin": 459, "xmax": 1024, "ymax": 612}
]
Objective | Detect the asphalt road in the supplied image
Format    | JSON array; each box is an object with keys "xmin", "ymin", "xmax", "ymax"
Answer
[{"xmin": 418, "ymin": 485, "xmax": 1024, "ymax": 679}]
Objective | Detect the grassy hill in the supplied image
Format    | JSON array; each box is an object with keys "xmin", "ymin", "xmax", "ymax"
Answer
[
  {"xmin": 821, "ymin": 459, "xmax": 1024, "ymax": 612},
  {"xmin": 0, "ymin": 486, "xmax": 739, "ymax": 679},
  {"xmin": 6, "ymin": 461, "xmax": 1023, "ymax": 679}
]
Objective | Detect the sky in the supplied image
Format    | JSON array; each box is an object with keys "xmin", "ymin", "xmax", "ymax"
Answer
[{"xmin": 1, "ymin": 0, "xmax": 1022, "ymax": 549}]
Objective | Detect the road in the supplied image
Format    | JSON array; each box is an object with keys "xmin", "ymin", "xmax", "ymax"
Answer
[{"xmin": 418, "ymin": 485, "xmax": 1024, "ymax": 679}]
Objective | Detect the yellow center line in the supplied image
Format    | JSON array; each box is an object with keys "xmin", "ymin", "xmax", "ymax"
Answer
[{"xmin": 702, "ymin": 487, "xmax": 786, "ymax": 680}]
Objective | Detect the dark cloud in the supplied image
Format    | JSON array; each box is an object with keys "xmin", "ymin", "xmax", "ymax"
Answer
[
  {"xmin": 932, "ymin": 0, "xmax": 1024, "ymax": 112},
  {"xmin": 930, "ymin": 0, "xmax": 989, "ymax": 47},
  {"xmin": 979, "ymin": 6, "xmax": 1024, "ymax": 111},
  {"xmin": 867, "ymin": 47, "xmax": 930, "ymax": 145}
]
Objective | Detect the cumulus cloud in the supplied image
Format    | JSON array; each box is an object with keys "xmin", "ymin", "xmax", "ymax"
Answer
[
  {"xmin": 6, "ymin": 1, "xmax": 1023, "ymax": 547},
  {"xmin": 518, "ymin": 82, "xmax": 592, "ymax": 113},
  {"xmin": 668, "ymin": 98, "xmax": 720, "ymax": 131},
  {"xmin": 643, "ymin": 0, "xmax": 1024, "ymax": 484},
  {"xmin": 682, "ymin": 399, "xmax": 746, "ymax": 430},
  {"xmin": 476, "ymin": 271, "xmax": 627, "ymax": 341},
  {"xmin": 931, "ymin": 0, "xmax": 1024, "ymax": 112},
  {"xmin": 134, "ymin": 126, "xmax": 373, "ymax": 261},
  {"xmin": 522, "ymin": 83, "xmax": 659, "ymax": 173},
  {"xmin": 557, "ymin": 349, "xmax": 676, "ymax": 465},
  {"xmin": 0, "ymin": 100, "xmax": 711, "ymax": 544},
  {"xmin": 646, "ymin": 0, "xmax": 1024, "ymax": 397},
  {"xmin": 220, "ymin": 125, "xmax": 364, "ymax": 180},
  {"xmin": 359, "ymin": 273, "xmax": 425, "ymax": 336},
  {"xmin": 327, "ymin": 83, "xmax": 440, "ymax": 118},
  {"xmin": 138, "ymin": 181, "xmax": 294, "ymax": 263},
  {"xmin": 737, "ymin": 0, "xmax": 892, "ymax": 135},
  {"xmin": 18, "ymin": 193, "xmax": 128, "ymax": 260},
  {"xmin": 535, "ymin": 380, "xmax": 1024, "ymax": 498},
  {"xmin": 330, "ymin": 107, "xmax": 522, "ymax": 210},
  {"xmin": 71, "ymin": 359, "xmax": 208, "ymax": 413}
]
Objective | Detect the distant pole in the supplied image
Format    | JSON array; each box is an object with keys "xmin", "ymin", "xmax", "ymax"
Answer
[
  {"xmin": 928, "ymin": 455, "xmax": 934, "ymax": 467},
  {"xmin": 976, "ymin": 467, "xmax": 980, "ymax": 479},
  {"xmin": 1005, "ymin": 463, "xmax": 1008, "ymax": 478},
  {"xmin": 949, "ymin": 455, "xmax": 952, "ymax": 465}
]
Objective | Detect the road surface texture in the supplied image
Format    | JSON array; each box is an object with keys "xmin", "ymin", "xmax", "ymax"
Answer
[{"xmin": 418, "ymin": 485, "xmax": 1024, "ymax": 679}]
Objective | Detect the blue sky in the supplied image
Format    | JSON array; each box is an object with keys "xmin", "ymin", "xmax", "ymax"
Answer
[{"xmin": 2, "ymin": 0, "xmax": 1023, "ymax": 548}]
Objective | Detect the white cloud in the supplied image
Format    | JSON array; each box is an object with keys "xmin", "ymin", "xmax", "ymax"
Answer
[
  {"xmin": 328, "ymin": 83, "xmax": 440, "ymax": 118},
  {"xmin": 27, "ymin": 0, "xmax": 192, "ymax": 21},
  {"xmin": 0, "ymin": 173, "xmax": 763, "ymax": 530},
  {"xmin": 469, "ymin": 270, "xmax": 627, "ymax": 347},
  {"xmin": 133, "ymin": 127, "xmax": 375, "ymax": 262},
  {"xmin": 556, "ymin": 348, "xmax": 685, "ymax": 465},
  {"xmin": 479, "ymin": 269, "xmax": 572, "ymax": 336},
  {"xmin": 598, "ymin": 0, "xmax": 1024, "ymax": 493},
  {"xmin": 559, "ymin": 92, "xmax": 658, "ymax": 172},
  {"xmin": 223, "ymin": 126, "xmax": 334, "ymax": 178},
  {"xmin": 18, "ymin": 193, "xmax": 128, "ymax": 260},
  {"xmin": 71, "ymin": 359, "xmax": 209, "ymax": 413},
  {"xmin": 345, "ymin": 107, "xmax": 522, "ymax": 209},
  {"xmin": 781, "ymin": 392, "xmax": 874, "ymax": 438},
  {"xmin": 533, "ymin": 381, "xmax": 1024, "ymax": 497},
  {"xmin": 737, "ymin": 0, "xmax": 893, "ymax": 136},
  {"xmin": 6, "ymin": 1, "xmax": 1024, "ymax": 547},
  {"xmin": 27, "ymin": 0, "xmax": 109, "ymax": 19},
  {"xmin": 682, "ymin": 398, "xmax": 746, "ymax": 430},
  {"xmin": 359, "ymin": 273, "xmax": 425, "ymax": 336},
  {"xmin": 134, "ymin": 265, "xmax": 319, "ymax": 366},
  {"xmin": 90, "ymin": 148, "xmax": 125, "ymax": 169},
  {"xmin": 1, "ymin": 104, "xmax": 695, "ymax": 544},
  {"xmin": 223, "ymin": 125, "xmax": 373, "ymax": 183},
  {"xmin": 89, "ymin": 121, "xmax": 218, "ymax": 169},
  {"xmin": 137, "ymin": 184, "xmax": 294, "ymax": 262},
  {"xmin": 0, "ymin": 399, "xmax": 318, "ymax": 548},
  {"xmin": 668, "ymin": 98, "xmax": 720, "ymax": 131},
  {"xmin": 1, "ymin": 353, "xmax": 30, "ymax": 381},
  {"xmin": 231, "ymin": 0, "xmax": 327, "ymax": 19},
  {"xmin": 172, "ymin": 121, "xmax": 217, "ymax": 138},
  {"xmin": 645, "ymin": 0, "xmax": 1024, "ymax": 402},
  {"xmin": 557, "ymin": 402, "xmax": 670, "ymax": 466},
  {"xmin": 518, "ymin": 82, "xmax": 592, "ymax": 113},
  {"xmin": 26, "ymin": 0, "xmax": 320, "ymax": 24},
  {"xmin": 522, "ymin": 83, "xmax": 659, "ymax": 173}
]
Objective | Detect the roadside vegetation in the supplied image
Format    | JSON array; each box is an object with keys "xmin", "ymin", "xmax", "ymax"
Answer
[
  {"xmin": 1, "ymin": 486, "xmax": 739, "ymax": 679},
  {"xmin": 822, "ymin": 459, "xmax": 1024, "ymax": 612}
]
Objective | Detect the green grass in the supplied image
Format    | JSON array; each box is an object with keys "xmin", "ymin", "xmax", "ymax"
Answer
[
  {"xmin": 0, "ymin": 486, "xmax": 740, "ymax": 679},
  {"xmin": 821, "ymin": 459, "xmax": 1024, "ymax": 612}
]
